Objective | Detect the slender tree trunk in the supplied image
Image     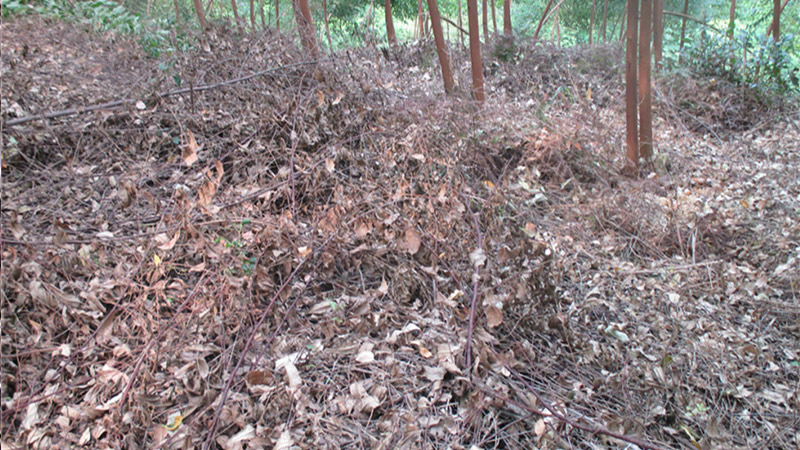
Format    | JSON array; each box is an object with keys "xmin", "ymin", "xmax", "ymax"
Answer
[
  {"xmin": 250, "ymin": 0, "xmax": 256, "ymax": 29},
  {"xmin": 619, "ymin": 7, "xmax": 627, "ymax": 42},
  {"xmin": 552, "ymin": 4, "xmax": 560, "ymax": 46},
  {"xmin": 385, "ymin": 0, "xmax": 397, "ymax": 44},
  {"xmin": 323, "ymin": 0, "xmax": 333, "ymax": 51},
  {"xmin": 678, "ymin": 0, "xmax": 688, "ymax": 62},
  {"xmin": 491, "ymin": 0, "xmax": 496, "ymax": 34},
  {"xmin": 193, "ymin": 0, "xmax": 208, "ymax": 29},
  {"xmin": 601, "ymin": 0, "xmax": 609, "ymax": 41},
  {"xmin": 653, "ymin": 0, "xmax": 663, "ymax": 70},
  {"xmin": 532, "ymin": 0, "xmax": 554, "ymax": 42},
  {"xmin": 625, "ymin": 0, "xmax": 639, "ymax": 172},
  {"xmin": 766, "ymin": 0, "xmax": 788, "ymax": 38},
  {"xmin": 174, "ymin": 0, "xmax": 181, "ymax": 23},
  {"xmin": 231, "ymin": 0, "xmax": 243, "ymax": 32},
  {"xmin": 293, "ymin": 0, "xmax": 319, "ymax": 57},
  {"xmin": 589, "ymin": 0, "xmax": 596, "ymax": 44},
  {"xmin": 426, "ymin": 0, "xmax": 455, "ymax": 93},
  {"xmin": 639, "ymin": 0, "xmax": 653, "ymax": 160},
  {"xmin": 771, "ymin": 0, "xmax": 780, "ymax": 40},
  {"xmin": 503, "ymin": 0, "xmax": 511, "ymax": 36},
  {"xmin": 458, "ymin": 0, "xmax": 464, "ymax": 46},
  {"xmin": 727, "ymin": 0, "xmax": 736, "ymax": 38},
  {"xmin": 276, "ymin": 0, "xmax": 280, "ymax": 32},
  {"xmin": 482, "ymin": 0, "xmax": 489, "ymax": 41},
  {"xmin": 260, "ymin": 0, "xmax": 266, "ymax": 28},
  {"xmin": 417, "ymin": 0, "xmax": 425, "ymax": 37},
  {"xmin": 466, "ymin": 0, "xmax": 485, "ymax": 101}
]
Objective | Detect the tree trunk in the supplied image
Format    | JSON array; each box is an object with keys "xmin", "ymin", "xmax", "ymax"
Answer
[
  {"xmin": 771, "ymin": 0, "xmax": 780, "ymax": 40},
  {"xmin": 260, "ymin": 0, "xmax": 266, "ymax": 28},
  {"xmin": 589, "ymin": 0, "xmax": 596, "ymax": 44},
  {"xmin": 600, "ymin": 0, "xmax": 608, "ymax": 41},
  {"xmin": 193, "ymin": 0, "xmax": 208, "ymax": 29},
  {"xmin": 417, "ymin": 0, "xmax": 425, "ymax": 38},
  {"xmin": 231, "ymin": 0, "xmax": 243, "ymax": 32},
  {"xmin": 503, "ymin": 0, "xmax": 511, "ymax": 36},
  {"xmin": 766, "ymin": 0, "xmax": 788, "ymax": 38},
  {"xmin": 323, "ymin": 0, "xmax": 333, "ymax": 51},
  {"xmin": 727, "ymin": 0, "xmax": 735, "ymax": 38},
  {"xmin": 174, "ymin": 0, "xmax": 180, "ymax": 23},
  {"xmin": 638, "ymin": 0, "xmax": 653, "ymax": 160},
  {"xmin": 276, "ymin": 0, "xmax": 280, "ymax": 32},
  {"xmin": 532, "ymin": 0, "xmax": 554, "ymax": 42},
  {"xmin": 678, "ymin": 0, "xmax": 688, "ymax": 61},
  {"xmin": 652, "ymin": 0, "xmax": 663, "ymax": 70},
  {"xmin": 426, "ymin": 0, "xmax": 455, "ymax": 93},
  {"xmin": 458, "ymin": 0, "xmax": 465, "ymax": 46},
  {"xmin": 293, "ymin": 0, "xmax": 319, "ymax": 57},
  {"xmin": 625, "ymin": 0, "xmax": 639, "ymax": 172},
  {"xmin": 250, "ymin": 0, "xmax": 256, "ymax": 29},
  {"xmin": 466, "ymin": 0, "xmax": 485, "ymax": 101},
  {"xmin": 482, "ymin": 0, "xmax": 489, "ymax": 41},
  {"xmin": 385, "ymin": 0, "xmax": 397, "ymax": 44},
  {"xmin": 552, "ymin": 4, "xmax": 560, "ymax": 46},
  {"xmin": 490, "ymin": 0, "xmax": 496, "ymax": 34}
]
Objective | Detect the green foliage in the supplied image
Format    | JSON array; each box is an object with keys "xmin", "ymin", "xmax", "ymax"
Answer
[
  {"xmin": 1, "ymin": 0, "xmax": 142, "ymax": 33},
  {"xmin": 682, "ymin": 29, "xmax": 799, "ymax": 93}
]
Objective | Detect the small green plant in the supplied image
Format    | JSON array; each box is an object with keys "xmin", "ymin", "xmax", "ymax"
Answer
[{"xmin": 682, "ymin": 29, "xmax": 799, "ymax": 93}]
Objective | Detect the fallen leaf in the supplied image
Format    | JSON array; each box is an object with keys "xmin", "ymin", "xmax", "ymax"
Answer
[
  {"xmin": 403, "ymin": 226, "xmax": 421, "ymax": 255},
  {"xmin": 182, "ymin": 130, "xmax": 200, "ymax": 166}
]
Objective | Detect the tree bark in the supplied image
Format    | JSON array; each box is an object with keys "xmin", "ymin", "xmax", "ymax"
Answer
[
  {"xmin": 482, "ymin": 0, "xmax": 489, "ymax": 41},
  {"xmin": 231, "ymin": 0, "xmax": 243, "ymax": 32},
  {"xmin": 652, "ymin": 0, "xmax": 663, "ymax": 70},
  {"xmin": 589, "ymin": 0, "xmax": 596, "ymax": 44},
  {"xmin": 174, "ymin": 0, "xmax": 180, "ymax": 23},
  {"xmin": 771, "ymin": 0, "xmax": 780, "ymax": 40},
  {"xmin": 766, "ymin": 0, "xmax": 788, "ymax": 38},
  {"xmin": 466, "ymin": 0, "xmax": 485, "ymax": 101},
  {"xmin": 727, "ymin": 0, "xmax": 735, "ymax": 38},
  {"xmin": 293, "ymin": 0, "xmax": 319, "ymax": 57},
  {"xmin": 503, "ymin": 0, "xmax": 511, "ymax": 36},
  {"xmin": 678, "ymin": 0, "xmax": 688, "ymax": 61},
  {"xmin": 600, "ymin": 0, "xmax": 608, "ymax": 41},
  {"xmin": 638, "ymin": 0, "xmax": 653, "ymax": 160},
  {"xmin": 426, "ymin": 0, "xmax": 455, "ymax": 93},
  {"xmin": 323, "ymin": 0, "xmax": 333, "ymax": 51},
  {"xmin": 276, "ymin": 0, "xmax": 280, "ymax": 32},
  {"xmin": 385, "ymin": 0, "xmax": 397, "ymax": 44},
  {"xmin": 458, "ymin": 0, "xmax": 465, "ymax": 46},
  {"xmin": 250, "ymin": 0, "xmax": 256, "ymax": 29},
  {"xmin": 417, "ymin": 0, "xmax": 425, "ymax": 37},
  {"xmin": 532, "ymin": 0, "xmax": 554, "ymax": 42},
  {"xmin": 193, "ymin": 0, "xmax": 208, "ymax": 29},
  {"xmin": 625, "ymin": 0, "xmax": 639, "ymax": 172},
  {"xmin": 260, "ymin": 0, "xmax": 266, "ymax": 28},
  {"xmin": 491, "ymin": 0, "xmax": 497, "ymax": 35}
]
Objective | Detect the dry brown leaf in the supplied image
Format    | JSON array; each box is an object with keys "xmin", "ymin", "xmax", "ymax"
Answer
[
  {"xmin": 404, "ymin": 226, "xmax": 421, "ymax": 255},
  {"xmin": 485, "ymin": 305, "xmax": 503, "ymax": 328},
  {"xmin": 182, "ymin": 130, "xmax": 200, "ymax": 166}
]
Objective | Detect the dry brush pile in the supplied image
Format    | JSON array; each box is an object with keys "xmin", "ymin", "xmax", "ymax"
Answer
[{"xmin": 2, "ymin": 17, "xmax": 799, "ymax": 449}]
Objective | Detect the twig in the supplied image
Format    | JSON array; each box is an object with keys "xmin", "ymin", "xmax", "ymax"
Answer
[
  {"xmin": 462, "ymin": 193, "xmax": 483, "ymax": 371},
  {"xmin": 119, "ymin": 274, "xmax": 208, "ymax": 406},
  {"xmin": 201, "ymin": 239, "xmax": 326, "ymax": 450},
  {"xmin": 4, "ymin": 58, "xmax": 334, "ymax": 127},
  {"xmin": 478, "ymin": 371, "xmax": 669, "ymax": 450}
]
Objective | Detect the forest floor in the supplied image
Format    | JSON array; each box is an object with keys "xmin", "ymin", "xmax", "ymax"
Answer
[{"xmin": 2, "ymin": 16, "xmax": 799, "ymax": 450}]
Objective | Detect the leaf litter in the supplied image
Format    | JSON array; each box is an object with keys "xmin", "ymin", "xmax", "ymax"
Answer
[{"xmin": 2, "ymin": 16, "xmax": 800, "ymax": 450}]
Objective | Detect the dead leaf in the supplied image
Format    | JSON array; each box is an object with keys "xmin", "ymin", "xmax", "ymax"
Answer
[
  {"xmin": 404, "ymin": 226, "xmax": 421, "ymax": 255},
  {"xmin": 182, "ymin": 130, "xmax": 200, "ymax": 166},
  {"xmin": 485, "ymin": 305, "xmax": 503, "ymax": 328},
  {"xmin": 157, "ymin": 231, "xmax": 180, "ymax": 251}
]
